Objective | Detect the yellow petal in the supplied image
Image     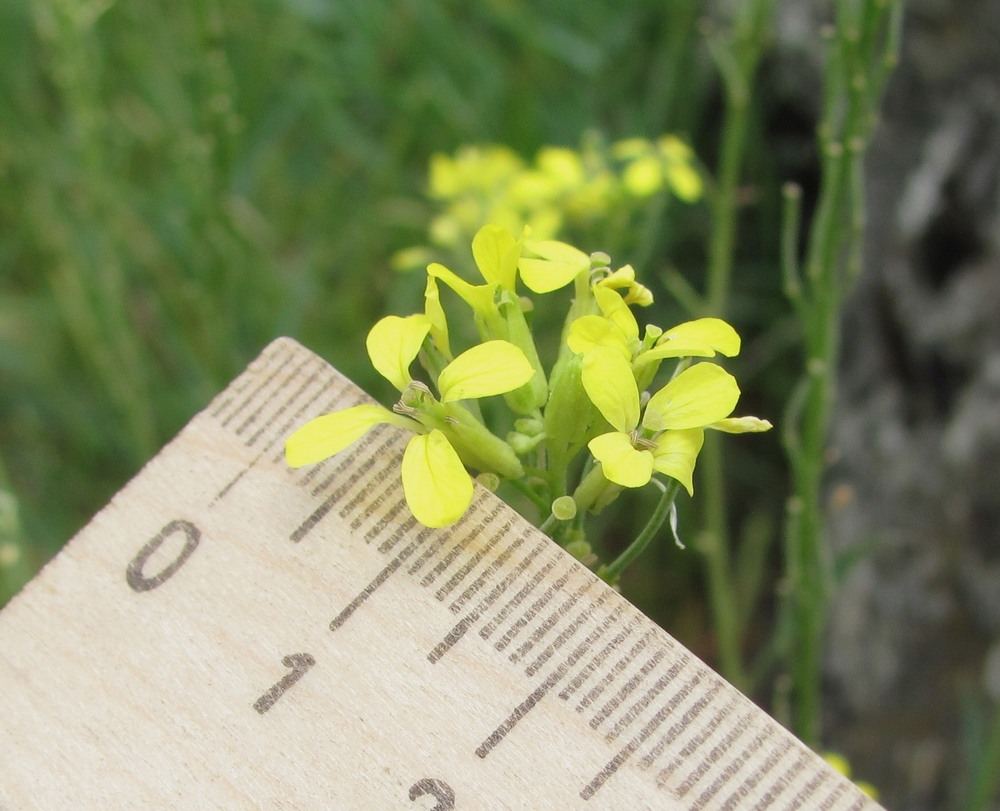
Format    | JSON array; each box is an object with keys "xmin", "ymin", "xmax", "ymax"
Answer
[
  {"xmin": 595, "ymin": 264, "xmax": 654, "ymax": 307},
  {"xmin": 581, "ymin": 347, "xmax": 640, "ymax": 433},
  {"xmin": 610, "ymin": 137, "xmax": 650, "ymax": 160},
  {"xmin": 709, "ymin": 416, "xmax": 773, "ymax": 433},
  {"xmin": 437, "ymin": 340, "xmax": 534, "ymax": 402},
  {"xmin": 401, "ymin": 430, "xmax": 474, "ymax": 527},
  {"xmin": 658, "ymin": 318, "xmax": 740, "ymax": 357},
  {"xmin": 566, "ymin": 315, "xmax": 630, "ymax": 359},
  {"xmin": 427, "ymin": 262, "xmax": 498, "ymax": 318},
  {"xmin": 423, "ymin": 275, "xmax": 451, "ymax": 357},
  {"xmin": 623, "ymin": 154, "xmax": 663, "ymax": 197},
  {"xmin": 365, "ymin": 314, "xmax": 431, "ymax": 392},
  {"xmin": 634, "ymin": 340, "xmax": 716, "ymax": 366},
  {"xmin": 642, "ymin": 363, "xmax": 740, "ymax": 431},
  {"xmin": 598, "ymin": 264, "xmax": 636, "ymax": 287},
  {"xmin": 588, "ymin": 432, "xmax": 654, "ymax": 488},
  {"xmin": 665, "ymin": 161, "xmax": 702, "ymax": 202},
  {"xmin": 472, "ymin": 224, "xmax": 519, "ymax": 290},
  {"xmin": 651, "ymin": 429, "xmax": 705, "ymax": 496},
  {"xmin": 593, "ymin": 285, "xmax": 639, "ymax": 342},
  {"xmin": 537, "ymin": 146, "xmax": 584, "ymax": 188},
  {"xmin": 285, "ymin": 404, "xmax": 402, "ymax": 468},
  {"xmin": 518, "ymin": 239, "xmax": 589, "ymax": 293}
]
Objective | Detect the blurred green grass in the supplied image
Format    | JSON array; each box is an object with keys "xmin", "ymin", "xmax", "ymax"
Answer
[{"xmin": 1, "ymin": 0, "xmax": 734, "ymax": 605}]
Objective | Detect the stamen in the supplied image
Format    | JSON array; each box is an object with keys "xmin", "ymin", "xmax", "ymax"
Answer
[
  {"xmin": 589, "ymin": 267, "xmax": 611, "ymax": 285},
  {"xmin": 630, "ymin": 430, "xmax": 656, "ymax": 451}
]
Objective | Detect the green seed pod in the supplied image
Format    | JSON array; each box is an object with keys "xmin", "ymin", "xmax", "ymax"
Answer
[{"xmin": 438, "ymin": 403, "xmax": 524, "ymax": 481}]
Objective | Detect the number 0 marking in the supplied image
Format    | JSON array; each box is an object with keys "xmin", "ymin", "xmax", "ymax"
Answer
[
  {"xmin": 126, "ymin": 520, "xmax": 201, "ymax": 592},
  {"xmin": 253, "ymin": 653, "xmax": 316, "ymax": 714}
]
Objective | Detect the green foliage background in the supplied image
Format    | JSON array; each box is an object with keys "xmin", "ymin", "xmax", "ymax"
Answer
[
  {"xmin": 3, "ymin": 0, "xmax": 843, "ymax": 730},
  {"xmin": 2, "ymin": 0, "xmax": 754, "ymax": 595}
]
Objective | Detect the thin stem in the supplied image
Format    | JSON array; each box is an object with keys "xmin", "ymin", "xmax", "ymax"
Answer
[
  {"xmin": 538, "ymin": 512, "xmax": 559, "ymax": 536},
  {"xmin": 695, "ymin": 0, "xmax": 775, "ymax": 690},
  {"xmin": 601, "ymin": 479, "xmax": 681, "ymax": 584},
  {"xmin": 968, "ymin": 698, "xmax": 1000, "ymax": 811},
  {"xmin": 698, "ymin": 432, "xmax": 748, "ymax": 689},
  {"xmin": 780, "ymin": 0, "xmax": 900, "ymax": 746},
  {"xmin": 507, "ymin": 477, "xmax": 550, "ymax": 516}
]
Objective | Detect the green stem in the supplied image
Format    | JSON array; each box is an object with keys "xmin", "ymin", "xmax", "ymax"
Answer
[
  {"xmin": 571, "ymin": 464, "xmax": 612, "ymax": 514},
  {"xmin": 705, "ymin": 76, "xmax": 751, "ymax": 317},
  {"xmin": 698, "ymin": 432, "xmax": 748, "ymax": 689},
  {"xmin": 504, "ymin": 475, "xmax": 549, "ymax": 515},
  {"xmin": 538, "ymin": 512, "xmax": 559, "ymax": 536},
  {"xmin": 968, "ymin": 698, "xmax": 1000, "ymax": 811},
  {"xmin": 696, "ymin": 0, "xmax": 775, "ymax": 689},
  {"xmin": 600, "ymin": 479, "xmax": 681, "ymax": 584},
  {"xmin": 780, "ymin": 0, "xmax": 900, "ymax": 747}
]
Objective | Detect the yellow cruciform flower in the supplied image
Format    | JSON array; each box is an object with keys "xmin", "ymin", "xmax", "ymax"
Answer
[
  {"xmin": 286, "ymin": 314, "xmax": 533, "ymax": 527},
  {"xmin": 580, "ymin": 348, "xmax": 740, "ymax": 494}
]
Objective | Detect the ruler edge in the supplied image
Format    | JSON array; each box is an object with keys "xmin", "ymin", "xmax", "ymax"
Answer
[{"xmin": 0, "ymin": 335, "xmax": 883, "ymax": 809}]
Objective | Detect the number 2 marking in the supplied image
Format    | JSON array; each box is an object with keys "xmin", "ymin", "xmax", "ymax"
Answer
[{"xmin": 408, "ymin": 778, "xmax": 456, "ymax": 810}]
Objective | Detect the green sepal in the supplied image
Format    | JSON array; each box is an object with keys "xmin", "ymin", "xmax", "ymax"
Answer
[
  {"xmin": 497, "ymin": 291, "xmax": 548, "ymax": 414},
  {"xmin": 543, "ymin": 352, "xmax": 598, "ymax": 488}
]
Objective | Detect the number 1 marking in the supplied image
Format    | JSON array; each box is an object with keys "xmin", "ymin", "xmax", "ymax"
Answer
[{"xmin": 253, "ymin": 653, "xmax": 316, "ymax": 714}]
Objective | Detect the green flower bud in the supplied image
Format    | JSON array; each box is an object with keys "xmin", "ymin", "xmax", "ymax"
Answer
[{"xmin": 551, "ymin": 495, "xmax": 577, "ymax": 521}]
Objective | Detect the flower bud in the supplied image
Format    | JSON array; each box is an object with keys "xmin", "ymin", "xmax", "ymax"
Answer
[{"xmin": 551, "ymin": 496, "xmax": 577, "ymax": 521}]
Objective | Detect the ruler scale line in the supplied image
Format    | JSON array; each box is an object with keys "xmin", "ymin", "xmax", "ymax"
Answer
[
  {"xmin": 329, "ymin": 528, "xmax": 435, "ymax": 632},
  {"xmin": 245, "ymin": 357, "xmax": 327, "ymax": 447},
  {"xmin": 447, "ymin": 525, "xmax": 531, "ymax": 613},
  {"xmin": 508, "ymin": 573, "xmax": 596, "ymax": 663},
  {"xmin": 691, "ymin": 725, "xmax": 777, "ymax": 807},
  {"xmin": 474, "ymin": 665, "xmax": 567, "ymax": 759},
  {"xmin": 220, "ymin": 345, "xmax": 294, "ymax": 428},
  {"xmin": 717, "ymin": 734, "xmax": 795, "ymax": 811},
  {"xmin": 577, "ymin": 629, "xmax": 652, "ymax": 711},
  {"xmin": 641, "ymin": 682, "xmax": 734, "ymax": 769},
  {"xmin": 523, "ymin": 589, "xmax": 611, "ymax": 677}
]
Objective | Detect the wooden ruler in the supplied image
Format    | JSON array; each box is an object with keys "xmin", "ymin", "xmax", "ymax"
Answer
[{"xmin": 0, "ymin": 338, "xmax": 880, "ymax": 810}]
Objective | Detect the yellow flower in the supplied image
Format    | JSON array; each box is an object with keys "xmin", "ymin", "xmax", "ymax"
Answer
[
  {"xmin": 569, "ymin": 299, "xmax": 742, "ymax": 372},
  {"xmin": 580, "ymin": 348, "xmax": 740, "ymax": 494},
  {"xmin": 471, "ymin": 223, "xmax": 522, "ymax": 291},
  {"xmin": 286, "ymin": 314, "xmax": 533, "ymax": 527},
  {"xmin": 611, "ymin": 135, "xmax": 703, "ymax": 202},
  {"xmin": 466, "ymin": 223, "xmax": 589, "ymax": 296}
]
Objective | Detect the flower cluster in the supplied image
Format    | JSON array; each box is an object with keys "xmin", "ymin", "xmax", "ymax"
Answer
[
  {"xmin": 392, "ymin": 135, "xmax": 703, "ymax": 272},
  {"xmin": 287, "ymin": 224, "xmax": 770, "ymax": 577}
]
